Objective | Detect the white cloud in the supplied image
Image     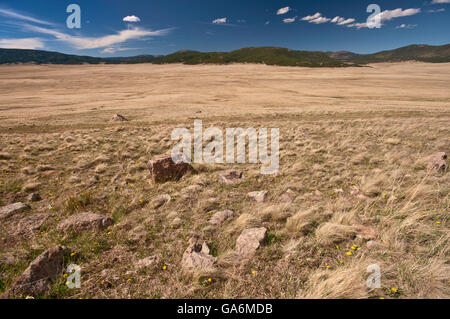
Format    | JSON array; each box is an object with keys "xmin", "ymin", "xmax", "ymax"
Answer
[
  {"xmin": 376, "ymin": 8, "xmax": 421, "ymax": 22},
  {"xmin": 301, "ymin": 13, "xmax": 322, "ymax": 21},
  {"xmin": 331, "ymin": 16, "xmax": 355, "ymax": 25},
  {"xmin": 0, "ymin": 37, "xmax": 44, "ymax": 49},
  {"xmin": 431, "ymin": 0, "xmax": 450, "ymax": 3},
  {"xmin": 123, "ymin": 15, "xmax": 141, "ymax": 23},
  {"xmin": 395, "ymin": 24, "xmax": 417, "ymax": 29},
  {"xmin": 283, "ymin": 16, "xmax": 297, "ymax": 23},
  {"xmin": 265, "ymin": 21, "xmax": 270, "ymax": 25},
  {"xmin": 310, "ymin": 17, "xmax": 330, "ymax": 24},
  {"xmin": 24, "ymin": 24, "xmax": 171, "ymax": 50},
  {"xmin": 101, "ymin": 47, "xmax": 135, "ymax": 54},
  {"xmin": 277, "ymin": 7, "xmax": 291, "ymax": 15},
  {"xmin": 428, "ymin": 8, "xmax": 445, "ymax": 12},
  {"xmin": 212, "ymin": 17, "xmax": 227, "ymax": 24},
  {"xmin": 346, "ymin": 22, "xmax": 368, "ymax": 29},
  {"xmin": 0, "ymin": 8, "xmax": 54, "ymax": 26}
]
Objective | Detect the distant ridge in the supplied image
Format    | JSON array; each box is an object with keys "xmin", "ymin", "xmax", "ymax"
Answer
[{"xmin": 1, "ymin": 44, "xmax": 449, "ymax": 66}]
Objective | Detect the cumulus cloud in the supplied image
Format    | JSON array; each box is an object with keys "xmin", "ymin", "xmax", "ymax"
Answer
[
  {"xmin": 0, "ymin": 8, "xmax": 54, "ymax": 26},
  {"xmin": 346, "ymin": 22, "xmax": 368, "ymax": 29},
  {"xmin": 123, "ymin": 15, "xmax": 141, "ymax": 23},
  {"xmin": 331, "ymin": 16, "xmax": 355, "ymax": 25},
  {"xmin": 0, "ymin": 37, "xmax": 44, "ymax": 49},
  {"xmin": 24, "ymin": 24, "xmax": 171, "ymax": 50},
  {"xmin": 277, "ymin": 7, "xmax": 291, "ymax": 15},
  {"xmin": 301, "ymin": 13, "xmax": 330, "ymax": 24},
  {"xmin": 212, "ymin": 17, "xmax": 227, "ymax": 24},
  {"xmin": 283, "ymin": 16, "xmax": 297, "ymax": 23}
]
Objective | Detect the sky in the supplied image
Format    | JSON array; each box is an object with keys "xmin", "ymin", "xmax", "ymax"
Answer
[{"xmin": 0, "ymin": 0, "xmax": 449, "ymax": 57}]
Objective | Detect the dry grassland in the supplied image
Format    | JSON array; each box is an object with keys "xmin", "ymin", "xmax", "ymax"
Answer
[{"xmin": 0, "ymin": 62, "xmax": 449, "ymax": 299}]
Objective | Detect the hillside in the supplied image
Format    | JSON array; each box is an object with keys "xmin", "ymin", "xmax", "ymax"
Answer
[{"xmin": 152, "ymin": 47, "xmax": 348, "ymax": 67}]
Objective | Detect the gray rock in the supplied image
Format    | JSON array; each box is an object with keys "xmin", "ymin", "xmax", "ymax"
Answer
[
  {"xmin": 57, "ymin": 212, "xmax": 113, "ymax": 232},
  {"xmin": 181, "ymin": 237, "xmax": 217, "ymax": 272},
  {"xmin": 218, "ymin": 170, "xmax": 243, "ymax": 185},
  {"xmin": 6, "ymin": 246, "xmax": 68, "ymax": 297},
  {"xmin": 111, "ymin": 114, "xmax": 128, "ymax": 122},
  {"xmin": 235, "ymin": 227, "xmax": 267, "ymax": 256},
  {"xmin": 0, "ymin": 203, "xmax": 30, "ymax": 220},
  {"xmin": 428, "ymin": 152, "xmax": 448, "ymax": 172},
  {"xmin": 248, "ymin": 191, "xmax": 268, "ymax": 203},
  {"xmin": 209, "ymin": 210, "xmax": 235, "ymax": 226}
]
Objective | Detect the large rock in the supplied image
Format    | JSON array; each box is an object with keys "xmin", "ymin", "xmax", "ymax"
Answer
[
  {"xmin": 235, "ymin": 227, "xmax": 267, "ymax": 256},
  {"xmin": 218, "ymin": 170, "xmax": 243, "ymax": 185},
  {"xmin": 181, "ymin": 237, "xmax": 217, "ymax": 272},
  {"xmin": 209, "ymin": 210, "xmax": 235, "ymax": 226},
  {"xmin": 12, "ymin": 214, "xmax": 50, "ymax": 240},
  {"xmin": 248, "ymin": 191, "xmax": 268, "ymax": 203},
  {"xmin": 57, "ymin": 212, "xmax": 113, "ymax": 232},
  {"xmin": 6, "ymin": 246, "xmax": 68, "ymax": 297},
  {"xmin": 147, "ymin": 154, "xmax": 192, "ymax": 183},
  {"xmin": 428, "ymin": 152, "xmax": 448, "ymax": 173},
  {"xmin": 0, "ymin": 203, "xmax": 30, "ymax": 220}
]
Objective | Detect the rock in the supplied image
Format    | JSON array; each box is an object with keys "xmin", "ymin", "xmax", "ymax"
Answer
[
  {"xmin": 171, "ymin": 217, "xmax": 183, "ymax": 228},
  {"xmin": 136, "ymin": 256, "xmax": 158, "ymax": 269},
  {"xmin": 57, "ymin": 212, "xmax": 113, "ymax": 232},
  {"xmin": 235, "ymin": 227, "xmax": 267, "ymax": 256},
  {"xmin": 354, "ymin": 224, "xmax": 377, "ymax": 240},
  {"xmin": 111, "ymin": 114, "xmax": 128, "ymax": 122},
  {"xmin": 23, "ymin": 182, "xmax": 41, "ymax": 192},
  {"xmin": 147, "ymin": 154, "xmax": 192, "ymax": 183},
  {"xmin": 209, "ymin": 210, "xmax": 235, "ymax": 226},
  {"xmin": 151, "ymin": 194, "xmax": 171, "ymax": 209},
  {"xmin": 27, "ymin": 193, "xmax": 42, "ymax": 202},
  {"xmin": 366, "ymin": 240, "xmax": 378, "ymax": 248},
  {"xmin": 6, "ymin": 246, "xmax": 68, "ymax": 297},
  {"xmin": 248, "ymin": 191, "xmax": 268, "ymax": 203},
  {"xmin": 385, "ymin": 138, "xmax": 401, "ymax": 145},
  {"xmin": 0, "ymin": 203, "xmax": 30, "ymax": 220},
  {"xmin": 13, "ymin": 214, "xmax": 49, "ymax": 239},
  {"xmin": 427, "ymin": 152, "xmax": 448, "ymax": 173},
  {"xmin": 127, "ymin": 226, "xmax": 147, "ymax": 243},
  {"xmin": 181, "ymin": 237, "xmax": 217, "ymax": 272},
  {"xmin": 279, "ymin": 189, "xmax": 296, "ymax": 203},
  {"xmin": 218, "ymin": 170, "xmax": 243, "ymax": 185}
]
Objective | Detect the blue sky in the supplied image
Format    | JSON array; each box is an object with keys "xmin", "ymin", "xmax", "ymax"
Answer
[{"xmin": 0, "ymin": 0, "xmax": 449, "ymax": 56}]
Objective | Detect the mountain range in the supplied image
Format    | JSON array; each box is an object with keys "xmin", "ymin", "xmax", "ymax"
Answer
[{"xmin": 1, "ymin": 44, "xmax": 449, "ymax": 67}]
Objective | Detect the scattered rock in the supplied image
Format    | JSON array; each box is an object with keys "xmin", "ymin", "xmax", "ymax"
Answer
[
  {"xmin": 0, "ymin": 203, "xmax": 30, "ymax": 220},
  {"xmin": 354, "ymin": 224, "xmax": 377, "ymax": 240},
  {"xmin": 127, "ymin": 226, "xmax": 147, "ymax": 243},
  {"xmin": 279, "ymin": 189, "xmax": 296, "ymax": 203},
  {"xmin": 218, "ymin": 170, "xmax": 243, "ymax": 185},
  {"xmin": 23, "ymin": 182, "xmax": 41, "ymax": 192},
  {"xmin": 235, "ymin": 227, "xmax": 267, "ymax": 256},
  {"xmin": 111, "ymin": 114, "xmax": 128, "ymax": 122},
  {"xmin": 171, "ymin": 217, "xmax": 183, "ymax": 228},
  {"xmin": 151, "ymin": 194, "xmax": 171, "ymax": 209},
  {"xmin": 13, "ymin": 214, "xmax": 50, "ymax": 239},
  {"xmin": 57, "ymin": 212, "xmax": 113, "ymax": 232},
  {"xmin": 147, "ymin": 154, "xmax": 192, "ymax": 183},
  {"xmin": 27, "ymin": 193, "xmax": 42, "ymax": 202},
  {"xmin": 136, "ymin": 256, "xmax": 158, "ymax": 269},
  {"xmin": 6, "ymin": 246, "xmax": 68, "ymax": 297},
  {"xmin": 427, "ymin": 152, "xmax": 448, "ymax": 173},
  {"xmin": 181, "ymin": 237, "xmax": 217, "ymax": 272},
  {"xmin": 248, "ymin": 191, "xmax": 268, "ymax": 203},
  {"xmin": 209, "ymin": 210, "xmax": 235, "ymax": 226}
]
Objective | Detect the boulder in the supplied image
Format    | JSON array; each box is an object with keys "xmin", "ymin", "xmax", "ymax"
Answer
[
  {"xmin": 235, "ymin": 227, "xmax": 267, "ymax": 256},
  {"xmin": 181, "ymin": 237, "xmax": 217, "ymax": 272},
  {"xmin": 0, "ymin": 203, "xmax": 30, "ymax": 220},
  {"xmin": 248, "ymin": 191, "xmax": 268, "ymax": 203},
  {"xmin": 428, "ymin": 152, "xmax": 448, "ymax": 173},
  {"xmin": 209, "ymin": 210, "xmax": 235, "ymax": 226},
  {"xmin": 57, "ymin": 212, "xmax": 113, "ymax": 232},
  {"xmin": 218, "ymin": 170, "xmax": 243, "ymax": 185},
  {"xmin": 148, "ymin": 154, "xmax": 192, "ymax": 183},
  {"xmin": 6, "ymin": 246, "xmax": 68, "ymax": 297}
]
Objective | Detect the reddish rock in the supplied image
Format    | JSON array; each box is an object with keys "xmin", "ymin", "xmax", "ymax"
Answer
[
  {"xmin": 218, "ymin": 170, "xmax": 243, "ymax": 185},
  {"xmin": 147, "ymin": 154, "xmax": 192, "ymax": 183},
  {"xmin": 6, "ymin": 246, "xmax": 68, "ymax": 297},
  {"xmin": 236, "ymin": 227, "xmax": 267, "ymax": 256},
  {"xmin": 57, "ymin": 212, "xmax": 113, "ymax": 233}
]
